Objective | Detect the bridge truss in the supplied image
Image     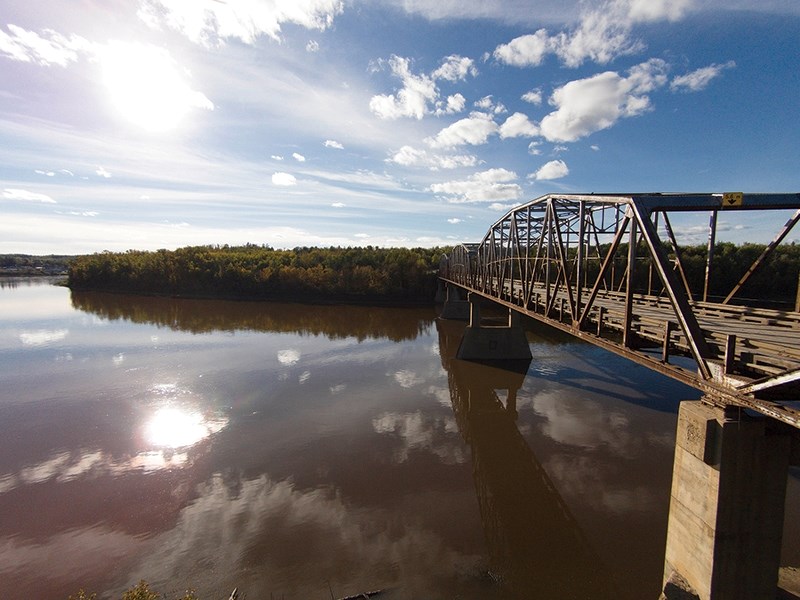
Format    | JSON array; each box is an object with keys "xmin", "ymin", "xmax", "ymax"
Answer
[{"xmin": 440, "ymin": 193, "xmax": 800, "ymax": 428}]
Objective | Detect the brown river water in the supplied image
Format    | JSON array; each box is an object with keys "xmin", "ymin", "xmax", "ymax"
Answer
[{"xmin": 0, "ymin": 278, "xmax": 797, "ymax": 599}]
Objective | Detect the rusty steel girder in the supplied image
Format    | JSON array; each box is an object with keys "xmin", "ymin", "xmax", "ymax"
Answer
[{"xmin": 440, "ymin": 192, "xmax": 800, "ymax": 429}]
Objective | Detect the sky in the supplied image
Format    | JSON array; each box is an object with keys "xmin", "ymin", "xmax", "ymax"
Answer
[{"xmin": 1, "ymin": 0, "xmax": 799, "ymax": 254}]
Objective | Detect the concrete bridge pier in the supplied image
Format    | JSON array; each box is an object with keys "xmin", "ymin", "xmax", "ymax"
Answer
[
  {"xmin": 455, "ymin": 293, "xmax": 532, "ymax": 361},
  {"xmin": 661, "ymin": 400, "xmax": 795, "ymax": 600},
  {"xmin": 439, "ymin": 282, "xmax": 471, "ymax": 320}
]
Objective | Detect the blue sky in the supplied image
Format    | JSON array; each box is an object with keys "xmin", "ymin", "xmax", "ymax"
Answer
[{"xmin": 1, "ymin": 0, "xmax": 798, "ymax": 254}]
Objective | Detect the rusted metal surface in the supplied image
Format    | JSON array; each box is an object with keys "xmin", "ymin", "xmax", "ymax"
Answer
[{"xmin": 440, "ymin": 193, "xmax": 800, "ymax": 429}]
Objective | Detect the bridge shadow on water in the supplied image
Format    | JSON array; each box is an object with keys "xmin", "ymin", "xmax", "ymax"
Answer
[
  {"xmin": 436, "ymin": 317, "xmax": 622, "ymax": 599},
  {"xmin": 519, "ymin": 318, "xmax": 702, "ymax": 413}
]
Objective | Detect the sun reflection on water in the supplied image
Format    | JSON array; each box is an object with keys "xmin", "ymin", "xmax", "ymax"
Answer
[
  {"xmin": 145, "ymin": 408, "xmax": 210, "ymax": 449},
  {"xmin": 144, "ymin": 407, "xmax": 228, "ymax": 449}
]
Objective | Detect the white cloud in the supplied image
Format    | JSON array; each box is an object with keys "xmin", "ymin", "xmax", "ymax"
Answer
[
  {"xmin": 324, "ymin": 140, "xmax": 344, "ymax": 149},
  {"xmin": 386, "ymin": 145, "xmax": 478, "ymax": 170},
  {"xmin": 369, "ymin": 54, "xmax": 476, "ymax": 120},
  {"xmin": 492, "ymin": 0, "xmax": 693, "ymax": 69},
  {"xmin": 430, "ymin": 168, "xmax": 522, "ymax": 203},
  {"xmin": 0, "ymin": 24, "xmax": 91, "ymax": 67},
  {"xmin": 431, "ymin": 55, "xmax": 478, "ymax": 81},
  {"xmin": 435, "ymin": 93, "xmax": 466, "ymax": 116},
  {"xmin": 493, "ymin": 29, "xmax": 553, "ymax": 67},
  {"xmin": 499, "ymin": 112, "xmax": 539, "ymax": 139},
  {"xmin": 528, "ymin": 141, "xmax": 543, "ymax": 155},
  {"xmin": 539, "ymin": 58, "xmax": 668, "ymax": 142},
  {"xmin": 626, "ymin": 0, "xmax": 693, "ymax": 22},
  {"xmin": 532, "ymin": 159, "xmax": 570, "ymax": 180},
  {"xmin": 522, "ymin": 89, "xmax": 543, "ymax": 105},
  {"xmin": 488, "ymin": 202, "xmax": 521, "ymax": 211},
  {"xmin": 3, "ymin": 188, "xmax": 56, "ymax": 203},
  {"xmin": 137, "ymin": 0, "xmax": 344, "ymax": 46},
  {"xmin": 369, "ymin": 55, "xmax": 437, "ymax": 120},
  {"xmin": 272, "ymin": 172, "xmax": 297, "ymax": 186},
  {"xmin": 551, "ymin": 6, "xmax": 642, "ymax": 67},
  {"xmin": 292, "ymin": 152, "xmax": 306, "ymax": 162},
  {"xmin": 331, "ymin": 202, "xmax": 346, "ymax": 207},
  {"xmin": 306, "ymin": 40, "xmax": 320, "ymax": 52},
  {"xmin": 591, "ymin": 144, "xmax": 600, "ymax": 151},
  {"xmin": 271, "ymin": 155, "xmax": 284, "ymax": 160},
  {"xmin": 447, "ymin": 218, "xmax": 462, "ymax": 224},
  {"xmin": 474, "ymin": 95, "xmax": 506, "ymax": 114},
  {"xmin": 425, "ymin": 113, "xmax": 499, "ymax": 148},
  {"xmin": 670, "ymin": 60, "xmax": 736, "ymax": 92},
  {"xmin": 96, "ymin": 166, "xmax": 112, "ymax": 178}
]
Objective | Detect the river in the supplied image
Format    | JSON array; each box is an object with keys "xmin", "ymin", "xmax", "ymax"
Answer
[{"xmin": 0, "ymin": 278, "xmax": 797, "ymax": 599}]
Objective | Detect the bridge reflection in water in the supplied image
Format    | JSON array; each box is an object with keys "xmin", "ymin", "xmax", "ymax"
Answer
[{"xmin": 437, "ymin": 318, "xmax": 619, "ymax": 599}]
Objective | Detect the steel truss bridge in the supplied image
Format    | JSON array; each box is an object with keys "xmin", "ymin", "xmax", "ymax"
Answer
[{"xmin": 439, "ymin": 192, "xmax": 800, "ymax": 429}]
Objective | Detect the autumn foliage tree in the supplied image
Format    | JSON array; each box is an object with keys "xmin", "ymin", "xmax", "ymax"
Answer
[{"xmin": 68, "ymin": 245, "xmax": 447, "ymax": 303}]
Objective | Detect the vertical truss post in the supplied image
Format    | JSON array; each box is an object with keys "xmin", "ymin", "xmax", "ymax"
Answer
[
  {"xmin": 624, "ymin": 216, "xmax": 638, "ymax": 348},
  {"xmin": 703, "ymin": 210, "xmax": 718, "ymax": 303},
  {"xmin": 575, "ymin": 201, "xmax": 586, "ymax": 324},
  {"xmin": 648, "ymin": 212, "xmax": 659, "ymax": 296}
]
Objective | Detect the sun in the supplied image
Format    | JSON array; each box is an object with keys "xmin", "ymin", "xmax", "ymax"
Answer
[{"xmin": 99, "ymin": 41, "xmax": 213, "ymax": 132}]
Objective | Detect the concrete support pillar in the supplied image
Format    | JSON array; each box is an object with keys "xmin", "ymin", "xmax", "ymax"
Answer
[
  {"xmin": 439, "ymin": 283, "xmax": 470, "ymax": 320},
  {"xmin": 661, "ymin": 401, "xmax": 791, "ymax": 600},
  {"xmin": 456, "ymin": 294, "xmax": 532, "ymax": 361}
]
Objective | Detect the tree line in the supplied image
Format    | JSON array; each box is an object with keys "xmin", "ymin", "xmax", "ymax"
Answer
[
  {"xmin": 616, "ymin": 241, "xmax": 800, "ymax": 305},
  {"xmin": 0, "ymin": 253, "xmax": 74, "ymax": 275},
  {"xmin": 65, "ymin": 241, "xmax": 800, "ymax": 307},
  {"xmin": 67, "ymin": 245, "xmax": 448, "ymax": 303}
]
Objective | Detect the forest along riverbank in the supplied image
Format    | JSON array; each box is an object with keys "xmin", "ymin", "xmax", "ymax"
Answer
[{"xmin": 66, "ymin": 245, "xmax": 447, "ymax": 305}]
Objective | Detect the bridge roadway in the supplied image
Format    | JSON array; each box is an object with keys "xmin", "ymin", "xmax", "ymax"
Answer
[{"xmin": 439, "ymin": 192, "xmax": 800, "ymax": 430}]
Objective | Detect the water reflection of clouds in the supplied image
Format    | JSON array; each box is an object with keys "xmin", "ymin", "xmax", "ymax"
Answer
[
  {"xmin": 426, "ymin": 385, "xmax": 451, "ymax": 407},
  {"xmin": 18, "ymin": 328, "xmax": 68, "ymax": 346},
  {"xmin": 277, "ymin": 349, "xmax": 301, "ymax": 365},
  {"xmin": 393, "ymin": 369, "xmax": 423, "ymax": 388},
  {"xmin": 527, "ymin": 389, "xmax": 633, "ymax": 451},
  {"xmin": 544, "ymin": 454, "xmax": 660, "ymax": 515},
  {"xmin": 0, "ymin": 524, "xmax": 140, "ymax": 587},
  {"xmin": 116, "ymin": 474, "xmax": 481, "ymax": 599},
  {"xmin": 372, "ymin": 412, "xmax": 466, "ymax": 464},
  {"xmin": 0, "ymin": 448, "xmax": 194, "ymax": 495}
]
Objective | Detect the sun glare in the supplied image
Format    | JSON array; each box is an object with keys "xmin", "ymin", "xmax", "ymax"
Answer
[
  {"xmin": 145, "ymin": 407, "xmax": 212, "ymax": 449},
  {"xmin": 100, "ymin": 41, "xmax": 213, "ymax": 132}
]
